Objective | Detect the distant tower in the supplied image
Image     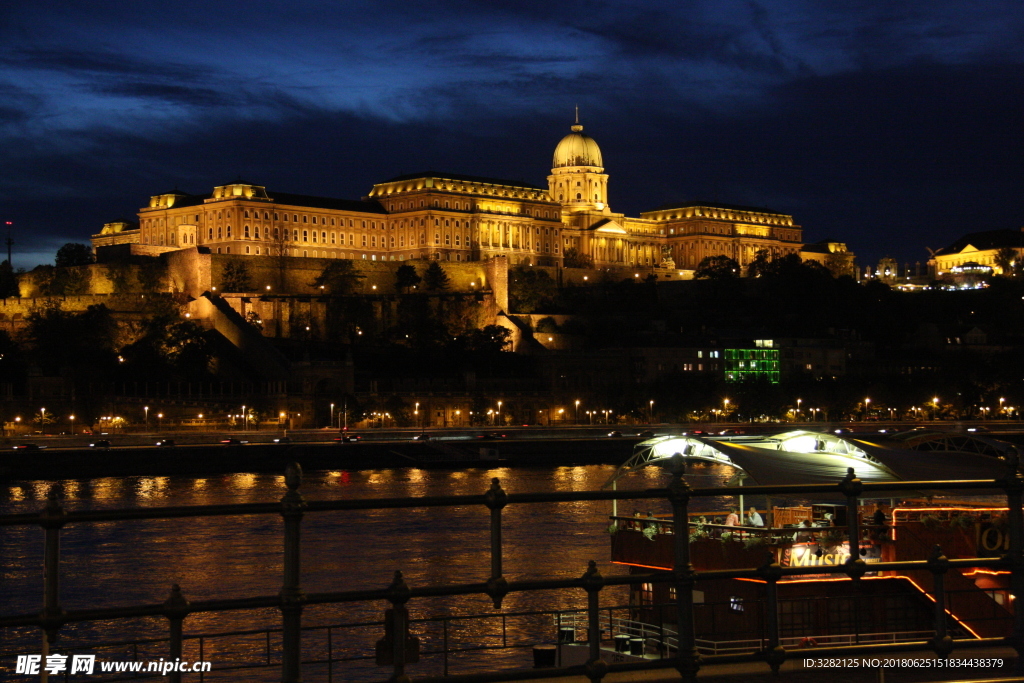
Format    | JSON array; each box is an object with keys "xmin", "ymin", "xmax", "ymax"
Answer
[{"xmin": 547, "ymin": 112, "xmax": 609, "ymax": 213}]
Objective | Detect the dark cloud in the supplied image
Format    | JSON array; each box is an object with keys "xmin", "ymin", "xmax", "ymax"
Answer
[{"xmin": 0, "ymin": 1, "xmax": 1022, "ymax": 269}]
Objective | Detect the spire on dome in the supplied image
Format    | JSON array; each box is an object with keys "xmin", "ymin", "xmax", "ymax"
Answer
[{"xmin": 572, "ymin": 106, "xmax": 583, "ymax": 133}]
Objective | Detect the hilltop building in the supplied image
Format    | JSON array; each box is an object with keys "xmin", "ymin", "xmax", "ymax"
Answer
[
  {"xmin": 92, "ymin": 120, "xmax": 804, "ymax": 274},
  {"xmin": 929, "ymin": 228, "xmax": 1024, "ymax": 278}
]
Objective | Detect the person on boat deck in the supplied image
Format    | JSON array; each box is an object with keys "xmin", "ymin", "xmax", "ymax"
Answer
[
  {"xmin": 724, "ymin": 507, "xmax": 740, "ymax": 526},
  {"xmin": 746, "ymin": 507, "xmax": 764, "ymax": 527},
  {"xmin": 870, "ymin": 503, "xmax": 888, "ymax": 540},
  {"xmin": 794, "ymin": 519, "xmax": 814, "ymax": 542}
]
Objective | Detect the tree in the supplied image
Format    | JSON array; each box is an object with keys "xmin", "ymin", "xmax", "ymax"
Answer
[
  {"xmin": 395, "ymin": 264, "xmax": 421, "ymax": 292},
  {"xmin": 423, "ymin": 261, "xmax": 450, "ymax": 291},
  {"xmin": 746, "ymin": 249, "xmax": 772, "ymax": 278},
  {"xmin": 694, "ymin": 255, "xmax": 740, "ymax": 279},
  {"xmin": 221, "ymin": 261, "xmax": 253, "ymax": 292},
  {"xmin": 466, "ymin": 324, "xmax": 512, "ymax": 353},
  {"xmin": 266, "ymin": 225, "xmax": 291, "ymax": 290},
  {"xmin": 562, "ymin": 247, "xmax": 593, "ymax": 269},
  {"xmin": 311, "ymin": 260, "xmax": 365, "ymax": 295},
  {"xmin": 994, "ymin": 247, "xmax": 1017, "ymax": 277},
  {"xmin": 0, "ymin": 260, "xmax": 18, "ymax": 297},
  {"xmin": 55, "ymin": 243, "xmax": 95, "ymax": 268},
  {"xmin": 824, "ymin": 249, "xmax": 856, "ymax": 278},
  {"xmin": 509, "ymin": 264, "xmax": 556, "ymax": 312}
]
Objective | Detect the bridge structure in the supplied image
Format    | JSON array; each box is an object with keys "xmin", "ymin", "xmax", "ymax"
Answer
[{"xmin": 1, "ymin": 455, "xmax": 1023, "ymax": 682}]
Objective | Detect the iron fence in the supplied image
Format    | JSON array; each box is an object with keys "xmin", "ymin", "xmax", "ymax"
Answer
[{"xmin": 0, "ymin": 454, "xmax": 1022, "ymax": 682}]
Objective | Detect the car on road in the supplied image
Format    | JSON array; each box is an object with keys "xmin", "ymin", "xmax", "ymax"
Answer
[
  {"xmin": 477, "ymin": 432, "xmax": 506, "ymax": 440},
  {"xmin": 413, "ymin": 433, "xmax": 431, "ymax": 441},
  {"xmin": 220, "ymin": 438, "xmax": 249, "ymax": 445},
  {"xmin": 334, "ymin": 434, "xmax": 361, "ymax": 443},
  {"xmin": 155, "ymin": 439, "xmax": 176, "ymax": 447},
  {"xmin": 273, "ymin": 436, "xmax": 292, "ymax": 444},
  {"xmin": 12, "ymin": 443, "xmax": 43, "ymax": 450},
  {"xmin": 638, "ymin": 430, "xmax": 655, "ymax": 438},
  {"xmin": 607, "ymin": 430, "xmax": 622, "ymax": 437},
  {"xmin": 89, "ymin": 440, "xmax": 111, "ymax": 449}
]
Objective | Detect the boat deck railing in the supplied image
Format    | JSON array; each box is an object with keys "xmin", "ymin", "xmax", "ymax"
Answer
[{"xmin": 1, "ymin": 457, "xmax": 1023, "ymax": 682}]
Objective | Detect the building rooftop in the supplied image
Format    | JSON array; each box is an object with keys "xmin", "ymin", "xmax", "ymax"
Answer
[
  {"xmin": 382, "ymin": 171, "xmax": 547, "ymax": 191},
  {"xmin": 936, "ymin": 228, "xmax": 1024, "ymax": 255}
]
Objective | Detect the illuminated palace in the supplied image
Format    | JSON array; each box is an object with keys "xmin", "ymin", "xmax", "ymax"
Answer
[{"xmin": 92, "ymin": 120, "xmax": 803, "ymax": 270}]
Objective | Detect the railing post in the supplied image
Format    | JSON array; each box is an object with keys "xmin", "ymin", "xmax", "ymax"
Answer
[
  {"xmin": 40, "ymin": 493, "xmax": 66, "ymax": 647},
  {"xmin": 758, "ymin": 551, "xmax": 785, "ymax": 674},
  {"xmin": 376, "ymin": 570, "xmax": 418, "ymax": 683},
  {"xmin": 926, "ymin": 545, "xmax": 952, "ymax": 658},
  {"xmin": 163, "ymin": 584, "xmax": 190, "ymax": 683},
  {"xmin": 580, "ymin": 560, "xmax": 606, "ymax": 683},
  {"xmin": 839, "ymin": 468, "xmax": 867, "ymax": 581},
  {"xmin": 484, "ymin": 478, "xmax": 509, "ymax": 609},
  {"xmin": 668, "ymin": 454, "xmax": 701, "ymax": 682},
  {"xmin": 1001, "ymin": 449, "xmax": 1024, "ymax": 671},
  {"xmin": 280, "ymin": 463, "xmax": 306, "ymax": 683}
]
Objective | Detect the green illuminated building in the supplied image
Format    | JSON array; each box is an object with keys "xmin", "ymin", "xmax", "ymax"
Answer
[{"xmin": 724, "ymin": 340, "xmax": 780, "ymax": 383}]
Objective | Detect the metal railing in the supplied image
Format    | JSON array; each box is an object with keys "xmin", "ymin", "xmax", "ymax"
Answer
[{"xmin": 1, "ymin": 455, "xmax": 1023, "ymax": 682}]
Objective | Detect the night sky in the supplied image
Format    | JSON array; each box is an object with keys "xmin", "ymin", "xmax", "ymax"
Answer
[{"xmin": 2, "ymin": 1, "xmax": 1022, "ymax": 270}]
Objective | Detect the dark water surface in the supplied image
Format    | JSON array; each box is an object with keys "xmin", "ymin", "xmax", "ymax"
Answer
[{"xmin": 0, "ymin": 461, "xmax": 736, "ymax": 679}]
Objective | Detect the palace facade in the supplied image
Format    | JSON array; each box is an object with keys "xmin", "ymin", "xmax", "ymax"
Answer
[{"xmin": 92, "ymin": 120, "xmax": 803, "ymax": 271}]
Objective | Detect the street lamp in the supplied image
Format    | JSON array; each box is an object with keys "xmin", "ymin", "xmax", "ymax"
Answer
[
  {"xmin": 242, "ymin": 405, "xmax": 247, "ymax": 431},
  {"xmin": 330, "ymin": 403, "xmax": 335, "ymax": 429},
  {"xmin": 723, "ymin": 398, "xmax": 729, "ymax": 422},
  {"xmin": 649, "ymin": 400, "xmax": 654, "ymax": 424},
  {"xmin": 864, "ymin": 397, "xmax": 871, "ymax": 421},
  {"xmin": 157, "ymin": 413, "xmax": 163, "ymax": 431},
  {"xmin": 1000, "ymin": 397, "xmax": 1006, "ymax": 415},
  {"xmin": 69, "ymin": 414, "xmax": 74, "ymax": 433},
  {"xmin": 796, "ymin": 398, "xmax": 802, "ymax": 420},
  {"xmin": 497, "ymin": 401, "xmax": 502, "ymax": 425},
  {"xmin": 575, "ymin": 399, "xmax": 580, "ymax": 424}
]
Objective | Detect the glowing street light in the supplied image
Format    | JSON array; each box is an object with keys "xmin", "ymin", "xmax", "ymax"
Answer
[
  {"xmin": 575, "ymin": 399, "xmax": 580, "ymax": 424},
  {"xmin": 144, "ymin": 406, "xmax": 149, "ymax": 431},
  {"xmin": 864, "ymin": 397, "xmax": 871, "ymax": 421},
  {"xmin": 330, "ymin": 403, "xmax": 335, "ymax": 429},
  {"xmin": 497, "ymin": 400, "xmax": 503, "ymax": 425},
  {"xmin": 723, "ymin": 398, "xmax": 730, "ymax": 423},
  {"xmin": 649, "ymin": 400, "xmax": 654, "ymax": 424},
  {"xmin": 69, "ymin": 414, "xmax": 75, "ymax": 433},
  {"xmin": 796, "ymin": 398, "xmax": 802, "ymax": 419}
]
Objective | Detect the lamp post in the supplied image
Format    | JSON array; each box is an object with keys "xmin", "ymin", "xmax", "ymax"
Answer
[
  {"xmin": 330, "ymin": 403, "xmax": 335, "ymax": 430},
  {"xmin": 414, "ymin": 402, "xmax": 420, "ymax": 430},
  {"xmin": 864, "ymin": 397, "xmax": 871, "ymax": 421},
  {"xmin": 1000, "ymin": 397, "xmax": 1006, "ymax": 417},
  {"xmin": 157, "ymin": 413, "xmax": 163, "ymax": 431},
  {"xmin": 242, "ymin": 405, "xmax": 247, "ymax": 431},
  {"xmin": 144, "ymin": 406, "xmax": 149, "ymax": 431},
  {"xmin": 69, "ymin": 414, "xmax": 74, "ymax": 434},
  {"xmin": 497, "ymin": 401, "xmax": 502, "ymax": 426},
  {"xmin": 723, "ymin": 398, "xmax": 729, "ymax": 422},
  {"xmin": 649, "ymin": 400, "xmax": 654, "ymax": 424},
  {"xmin": 932, "ymin": 396, "xmax": 939, "ymax": 420},
  {"xmin": 796, "ymin": 398, "xmax": 802, "ymax": 421},
  {"xmin": 40, "ymin": 407, "xmax": 45, "ymax": 431},
  {"xmin": 574, "ymin": 399, "xmax": 580, "ymax": 424}
]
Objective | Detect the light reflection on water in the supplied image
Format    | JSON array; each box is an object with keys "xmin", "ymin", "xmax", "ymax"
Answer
[{"xmin": 0, "ymin": 461, "xmax": 737, "ymax": 680}]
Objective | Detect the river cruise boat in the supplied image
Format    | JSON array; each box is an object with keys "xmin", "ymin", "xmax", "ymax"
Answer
[{"xmin": 560, "ymin": 428, "xmax": 1018, "ymax": 665}]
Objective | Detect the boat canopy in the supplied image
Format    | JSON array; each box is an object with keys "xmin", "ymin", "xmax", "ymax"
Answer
[{"xmin": 605, "ymin": 429, "xmax": 1015, "ymax": 490}]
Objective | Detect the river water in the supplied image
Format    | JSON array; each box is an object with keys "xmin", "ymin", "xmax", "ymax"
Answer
[{"xmin": 0, "ymin": 461, "xmax": 737, "ymax": 680}]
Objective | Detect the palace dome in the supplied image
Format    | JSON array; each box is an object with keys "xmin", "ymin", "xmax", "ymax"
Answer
[{"xmin": 552, "ymin": 123, "xmax": 603, "ymax": 169}]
